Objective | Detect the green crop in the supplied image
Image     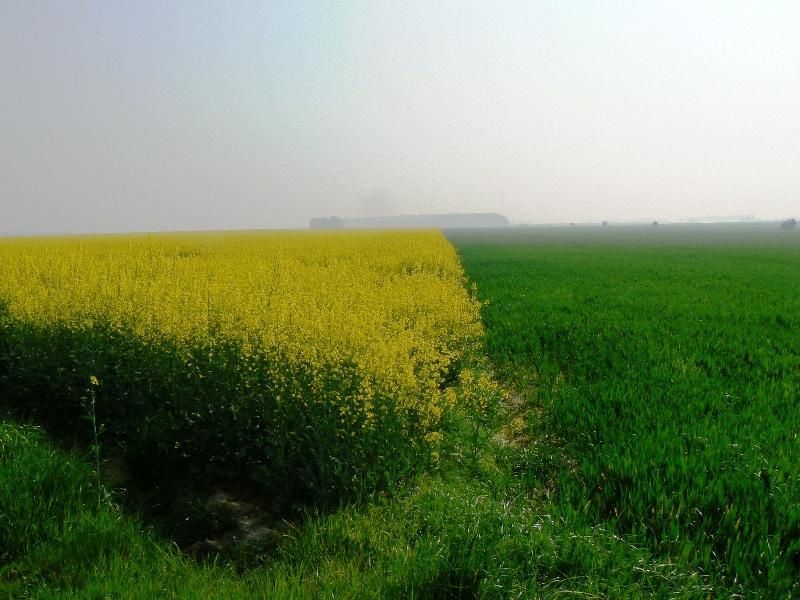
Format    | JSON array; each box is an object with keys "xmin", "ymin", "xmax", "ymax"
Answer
[{"xmin": 449, "ymin": 224, "xmax": 800, "ymax": 596}]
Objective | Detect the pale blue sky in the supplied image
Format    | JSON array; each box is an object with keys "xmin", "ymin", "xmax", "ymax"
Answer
[{"xmin": 1, "ymin": 1, "xmax": 799, "ymax": 232}]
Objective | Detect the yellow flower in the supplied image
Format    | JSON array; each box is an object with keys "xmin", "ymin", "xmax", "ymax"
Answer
[{"xmin": 0, "ymin": 230, "xmax": 484, "ymax": 445}]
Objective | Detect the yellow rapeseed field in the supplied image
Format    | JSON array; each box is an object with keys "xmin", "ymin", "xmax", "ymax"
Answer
[{"xmin": 0, "ymin": 230, "xmax": 482, "ymax": 435}]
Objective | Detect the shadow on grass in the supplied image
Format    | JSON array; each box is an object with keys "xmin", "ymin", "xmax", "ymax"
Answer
[{"xmin": 0, "ymin": 306, "xmax": 429, "ymax": 551}]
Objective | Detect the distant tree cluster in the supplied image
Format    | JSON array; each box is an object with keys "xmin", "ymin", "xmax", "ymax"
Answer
[
  {"xmin": 780, "ymin": 218, "xmax": 797, "ymax": 231},
  {"xmin": 309, "ymin": 213, "xmax": 510, "ymax": 229},
  {"xmin": 309, "ymin": 216, "xmax": 344, "ymax": 229}
]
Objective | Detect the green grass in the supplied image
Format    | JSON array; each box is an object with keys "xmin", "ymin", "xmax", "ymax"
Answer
[
  {"xmin": 2, "ymin": 417, "xmax": 708, "ymax": 598},
  {"xmin": 448, "ymin": 224, "xmax": 800, "ymax": 596}
]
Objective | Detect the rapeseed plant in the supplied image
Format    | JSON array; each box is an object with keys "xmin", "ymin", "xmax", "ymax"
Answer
[{"xmin": 0, "ymin": 230, "xmax": 483, "ymax": 503}]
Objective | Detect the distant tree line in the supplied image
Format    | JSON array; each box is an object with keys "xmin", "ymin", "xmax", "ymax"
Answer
[
  {"xmin": 309, "ymin": 216, "xmax": 344, "ymax": 229},
  {"xmin": 310, "ymin": 213, "xmax": 510, "ymax": 229}
]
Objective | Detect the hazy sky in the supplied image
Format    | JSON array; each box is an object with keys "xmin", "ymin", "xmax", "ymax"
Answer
[{"xmin": 2, "ymin": 1, "xmax": 799, "ymax": 233}]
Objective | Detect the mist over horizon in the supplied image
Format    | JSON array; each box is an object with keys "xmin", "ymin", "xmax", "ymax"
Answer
[{"xmin": 2, "ymin": 2, "xmax": 799, "ymax": 235}]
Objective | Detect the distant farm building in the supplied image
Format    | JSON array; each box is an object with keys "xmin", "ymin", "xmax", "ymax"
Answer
[
  {"xmin": 310, "ymin": 213, "xmax": 510, "ymax": 229},
  {"xmin": 309, "ymin": 216, "xmax": 344, "ymax": 229}
]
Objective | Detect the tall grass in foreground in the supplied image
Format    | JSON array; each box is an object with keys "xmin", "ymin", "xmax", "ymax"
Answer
[{"xmin": 450, "ymin": 227, "xmax": 800, "ymax": 596}]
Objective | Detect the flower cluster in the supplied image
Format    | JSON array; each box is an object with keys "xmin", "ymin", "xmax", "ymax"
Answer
[{"xmin": 0, "ymin": 230, "xmax": 483, "ymax": 439}]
